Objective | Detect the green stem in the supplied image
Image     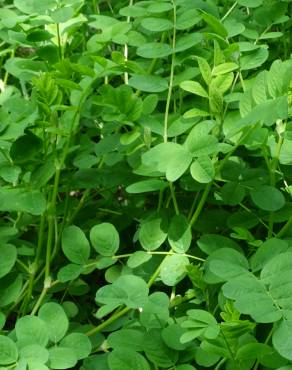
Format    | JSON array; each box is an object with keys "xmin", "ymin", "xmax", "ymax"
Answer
[
  {"xmin": 277, "ymin": 215, "xmax": 292, "ymax": 238},
  {"xmin": 189, "ymin": 183, "xmax": 212, "ymax": 227},
  {"xmin": 163, "ymin": 0, "xmax": 176, "ymax": 143},
  {"xmin": 31, "ymin": 287, "xmax": 48, "ymax": 316},
  {"xmin": 221, "ymin": 1, "xmax": 238, "ymax": 22},
  {"xmin": 21, "ymin": 214, "xmax": 46, "ymax": 314},
  {"xmin": 45, "ymin": 167, "xmax": 61, "ymax": 280},
  {"xmin": 85, "ymin": 306, "xmax": 130, "ymax": 337},
  {"xmin": 56, "ymin": 23, "xmax": 62, "ymax": 59},
  {"xmin": 169, "ymin": 182, "xmax": 179, "ymax": 215},
  {"xmin": 268, "ymin": 135, "xmax": 284, "ymax": 238}
]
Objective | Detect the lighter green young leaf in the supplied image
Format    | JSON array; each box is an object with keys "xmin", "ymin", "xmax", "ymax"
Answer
[
  {"xmin": 180, "ymin": 81, "xmax": 208, "ymax": 98},
  {"xmin": 211, "ymin": 73, "xmax": 234, "ymax": 94},
  {"xmin": 126, "ymin": 180, "xmax": 167, "ymax": 194},
  {"xmin": 0, "ymin": 336, "xmax": 18, "ymax": 365},
  {"xmin": 196, "ymin": 57, "xmax": 212, "ymax": 85},
  {"xmin": 160, "ymin": 254, "xmax": 189, "ymax": 286},
  {"xmin": 127, "ymin": 251, "xmax": 152, "ymax": 268},
  {"xmin": 183, "ymin": 108, "xmax": 210, "ymax": 119},
  {"xmin": 252, "ymin": 71, "xmax": 267, "ymax": 104},
  {"xmin": 190, "ymin": 157, "xmax": 215, "ymax": 183},
  {"xmin": 212, "ymin": 63, "xmax": 238, "ymax": 76}
]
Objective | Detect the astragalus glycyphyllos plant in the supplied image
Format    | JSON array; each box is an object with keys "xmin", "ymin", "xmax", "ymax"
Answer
[{"xmin": 0, "ymin": 0, "xmax": 292, "ymax": 369}]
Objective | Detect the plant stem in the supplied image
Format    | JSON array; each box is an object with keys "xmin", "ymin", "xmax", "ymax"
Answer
[
  {"xmin": 189, "ymin": 183, "xmax": 212, "ymax": 227},
  {"xmin": 169, "ymin": 182, "xmax": 179, "ymax": 215},
  {"xmin": 221, "ymin": 1, "xmax": 238, "ymax": 22},
  {"xmin": 45, "ymin": 167, "xmax": 61, "ymax": 280},
  {"xmin": 163, "ymin": 0, "xmax": 176, "ymax": 143},
  {"xmin": 277, "ymin": 215, "xmax": 292, "ymax": 238},
  {"xmin": 268, "ymin": 134, "xmax": 284, "ymax": 238},
  {"xmin": 85, "ymin": 306, "xmax": 130, "ymax": 337}
]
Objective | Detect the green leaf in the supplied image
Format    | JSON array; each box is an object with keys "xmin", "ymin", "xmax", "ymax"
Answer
[
  {"xmin": 250, "ymin": 238, "xmax": 289, "ymax": 272},
  {"xmin": 60, "ymin": 333, "xmax": 92, "ymax": 360},
  {"xmin": 136, "ymin": 43, "xmax": 172, "ymax": 58},
  {"xmin": 222, "ymin": 253, "xmax": 292, "ymax": 323},
  {"xmin": 185, "ymin": 133, "xmax": 218, "ymax": 157},
  {"xmin": 0, "ymin": 188, "xmax": 46, "ymax": 215},
  {"xmin": 201, "ymin": 12, "xmax": 228, "ymax": 38},
  {"xmin": 48, "ymin": 347, "xmax": 77, "ymax": 370},
  {"xmin": 108, "ymin": 349, "xmax": 150, "ymax": 370},
  {"xmin": 221, "ymin": 182, "xmax": 245, "ymax": 205},
  {"xmin": 196, "ymin": 57, "xmax": 212, "ymax": 85},
  {"xmin": 197, "ymin": 234, "xmax": 240, "ymax": 255},
  {"xmin": 250, "ymin": 185, "xmax": 285, "ymax": 211},
  {"xmin": 19, "ymin": 344, "xmax": 49, "ymax": 364},
  {"xmin": 0, "ymin": 245, "xmax": 16, "ymax": 279},
  {"xmin": 126, "ymin": 180, "xmax": 167, "ymax": 194},
  {"xmin": 141, "ymin": 18, "xmax": 173, "ymax": 32},
  {"xmin": 90, "ymin": 223, "xmax": 119, "ymax": 257},
  {"xmin": 140, "ymin": 292, "xmax": 169, "ymax": 329},
  {"xmin": 143, "ymin": 329, "xmax": 178, "ymax": 367},
  {"xmin": 62, "ymin": 225, "xmax": 90, "ymax": 265},
  {"xmin": 206, "ymin": 248, "xmax": 249, "ymax": 281},
  {"xmin": 190, "ymin": 157, "xmax": 215, "ymax": 183},
  {"xmin": 0, "ymin": 273, "xmax": 23, "ymax": 308},
  {"xmin": 14, "ymin": 0, "xmax": 57, "ymax": 14},
  {"xmin": 236, "ymin": 343, "xmax": 273, "ymax": 361},
  {"xmin": 127, "ymin": 251, "xmax": 152, "ymax": 268},
  {"xmin": 160, "ymin": 254, "xmax": 189, "ymax": 286},
  {"xmin": 176, "ymin": 9, "xmax": 201, "ymax": 30},
  {"xmin": 108, "ymin": 329, "xmax": 144, "ymax": 352},
  {"xmin": 128, "ymin": 75, "xmax": 168, "ymax": 92},
  {"xmin": 212, "ymin": 62, "xmax": 238, "ymax": 75},
  {"xmin": 240, "ymin": 47, "xmax": 269, "ymax": 71},
  {"xmin": 180, "ymin": 81, "xmax": 208, "ymax": 98},
  {"xmin": 183, "ymin": 108, "xmax": 210, "ymax": 119},
  {"xmin": 273, "ymin": 320, "xmax": 292, "ymax": 361},
  {"xmin": 238, "ymin": 0, "xmax": 263, "ymax": 7},
  {"xmin": 142, "ymin": 143, "xmax": 192, "ymax": 182},
  {"xmin": 181, "ymin": 309, "xmax": 219, "ymax": 343},
  {"xmin": 57, "ymin": 264, "xmax": 82, "ymax": 283},
  {"xmin": 168, "ymin": 214, "xmax": 192, "ymax": 253},
  {"xmin": 147, "ymin": 3, "xmax": 173, "ymax": 13},
  {"xmin": 38, "ymin": 302, "xmax": 69, "ymax": 343},
  {"xmin": 15, "ymin": 315, "xmax": 49, "ymax": 347},
  {"xmin": 96, "ymin": 275, "xmax": 149, "ymax": 309},
  {"xmin": 161, "ymin": 324, "xmax": 188, "ymax": 351},
  {"xmin": 0, "ymin": 335, "xmax": 18, "ymax": 365},
  {"xmin": 50, "ymin": 7, "xmax": 74, "ymax": 23},
  {"xmin": 139, "ymin": 214, "xmax": 167, "ymax": 251}
]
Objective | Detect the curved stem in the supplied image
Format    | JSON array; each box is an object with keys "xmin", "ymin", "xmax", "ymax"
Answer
[{"xmin": 163, "ymin": 0, "xmax": 177, "ymax": 142}]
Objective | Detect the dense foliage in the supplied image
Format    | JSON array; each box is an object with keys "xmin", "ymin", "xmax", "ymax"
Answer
[{"xmin": 1, "ymin": 0, "xmax": 292, "ymax": 369}]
